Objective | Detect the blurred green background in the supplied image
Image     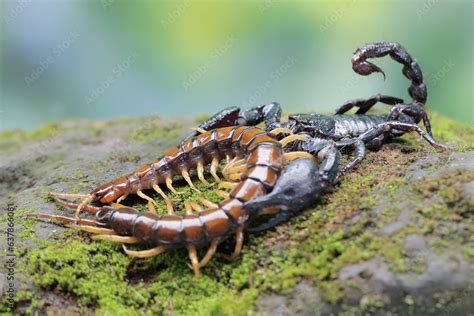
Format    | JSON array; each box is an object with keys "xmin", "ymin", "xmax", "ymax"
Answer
[{"xmin": 1, "ymin": 0, "xmax": 472, "ymax": 131}]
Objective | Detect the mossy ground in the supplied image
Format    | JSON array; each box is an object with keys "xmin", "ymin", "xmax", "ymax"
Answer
[{"xmin": 0, "ymin": 112, "xmax": 473, "ymax": 315}]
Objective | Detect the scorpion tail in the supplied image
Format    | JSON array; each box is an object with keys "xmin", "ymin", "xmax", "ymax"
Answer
[{"xmin": 352, "ymin": 42, "xmax": 427, "ymax": 105}]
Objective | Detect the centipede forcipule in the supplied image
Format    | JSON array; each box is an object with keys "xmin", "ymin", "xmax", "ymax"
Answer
[{"xmin": 31, "ymin": 126, "xmax": 315, "ymax": 277}]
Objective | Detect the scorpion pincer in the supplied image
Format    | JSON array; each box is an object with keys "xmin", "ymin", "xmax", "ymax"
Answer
[{"xmin": 31, "ymin": 126, "xmax": 340, "ymax": 277}]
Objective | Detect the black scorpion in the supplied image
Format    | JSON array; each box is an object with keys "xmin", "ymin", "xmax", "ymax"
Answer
[{"xmin": 183, "ymin": 42, "xmax": 447, "ymax": 232}]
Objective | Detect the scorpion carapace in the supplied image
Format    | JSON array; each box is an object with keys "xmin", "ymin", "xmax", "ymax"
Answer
[
  {"xmin": 31, "ymin": 41, "xmax": 446, "ymax": 277},
  {"xmin": 33, "ymin": 126, "xmax": 340, "ymax": 277}
]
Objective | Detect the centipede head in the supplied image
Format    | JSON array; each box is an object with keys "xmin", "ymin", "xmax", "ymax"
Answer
[{"xmin": 90, "ymin": 177, "xmax": 129, "ymax": 204}]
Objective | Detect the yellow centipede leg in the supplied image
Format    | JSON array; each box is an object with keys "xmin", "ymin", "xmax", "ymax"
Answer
[
  {"xmin": 188, "ymin": 245, "xmax": 201, "ymax": 279},
  {"xmin": 182, "ymin": 170, "xmax": 200, "ymax": 193},
  {"xmin": 214, "ymin": 189, "xmax": 230, "ymax": 199},
  {"xmin": 166, "ymin": 177, "xmax": 183, "ymax": 195},
  {"xmin": 199, "ymin": 197, "xmax": 218, "ymax": 208},
  {"xmin": 75, "ymin": 194, "xmax": 94, "ymax": 218},
  {"xmin": 210, "ymin": 158, "xmax": 221, "ymax": 183},
  {"xmin": 116, "ymin": 194, "xmax": 128, "ymax": 204},
  {"xmin": 279, "ymin": 134, "xmax": 309, "ymax": 147},
  {"xmin": 152, "ymin": 184, "xmax": 174, "ymax": 214},
  {"xmin": 197, "ymin": 162, "xmax": 211, "ymax": 187},
  {"xmin": 122, "ymin": 244, "xmax": 167, "ymax": 258},
  {"xmin": 284, "ymin": 151, "xmax": 318, "ymax": 162},
  {"xmin": 199, "ymin": 240, "xmax": 219, "ymax": 268},
  {"xmin": 92, "ymin": 235, "xmax": 139, "ymax": 244},
  {"xmin": 218, "ymin": 181, "xmax": 238, "ymax": 190},
  {"xmin": 184, "ymin": 200, "xmax": 193, "ymax": 214},
  {"xmin": 189, "ymin": 201, "xmax": 203, "ymax": 213},
  {"xmin": 226, "ymin": 228, "xmax": 244, "ymax": 261},
  {"xmin": 190, "ymin": 127, "xmax": 208, "ymax": 134},
  {"xmin": 269, "ymin": 127, "xmax": 293, "ymax": 136},
  {"xmin": 137, "ymin": 190, "xmax": 157, "ymax": 213}
]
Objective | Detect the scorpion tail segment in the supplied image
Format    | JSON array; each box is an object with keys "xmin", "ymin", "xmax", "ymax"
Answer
[
  {"xmin": 243, "ymin": 158, "xmax": 326, "ymax": 215},
  {"xmin": 353, "ymin": 42, "xmax": 427, "ymax": 104}
]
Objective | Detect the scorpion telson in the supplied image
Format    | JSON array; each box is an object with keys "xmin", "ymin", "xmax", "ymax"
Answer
[{"xmin": 31, "ymin": 42, "xmax": 446, "ymax": 277}]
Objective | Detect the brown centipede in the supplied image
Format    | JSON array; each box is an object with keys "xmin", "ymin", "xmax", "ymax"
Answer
[{"xmin": 32, "ymin": 126, "xmax": 314, "ymax": 277}]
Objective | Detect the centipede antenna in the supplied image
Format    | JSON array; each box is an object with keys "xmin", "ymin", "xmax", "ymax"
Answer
[
  {"xmin": 51, "ymin": 196, "xmax": 102, "ymax": 215},
  {"xmin": 27, "ymin": 214, "xmax": 96, "ymax": 226},
  {"xmin": 210, "ymin": 158, "xmax": 221, "ymax": 183},
  {"xmin": 92, "ymin": 235, "xmax": 139, "ymax": 244},
  {"xmin": 197, "ymin": 162, "xmax": 211, "ymax": 187},
  {"xmin": 122, "ymin": 244, "xmax": 166, "ymax": 258},
  {"xmin": 279, "ymin": 134, "xmax": 309, "ymax": 147}
]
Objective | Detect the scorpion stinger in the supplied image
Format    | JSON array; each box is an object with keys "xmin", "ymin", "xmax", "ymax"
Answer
[{"xmin": 334, "ymin": 42, "xmax": 433, "ymax": 135}]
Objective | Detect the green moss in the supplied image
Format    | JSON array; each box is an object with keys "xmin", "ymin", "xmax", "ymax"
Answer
[{"xmin": 0, "ymin": 123, "xmax": 61, "ymax": 143}]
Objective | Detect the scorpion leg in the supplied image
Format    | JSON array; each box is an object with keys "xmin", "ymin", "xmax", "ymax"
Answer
[
  {"xmin": 334, "ymin": 139, "xmax": 367, "ymax": 181},
  {"xmin": 335, "ymin": 94, "xmax": 404, "ymax": 115},
  {"xmin": 386, "ymin": 103, "xmax": 432, "ymax": 136},
  {"xmin": 358, "ymin": 121, "xmax": 447, "ymax": 151}
]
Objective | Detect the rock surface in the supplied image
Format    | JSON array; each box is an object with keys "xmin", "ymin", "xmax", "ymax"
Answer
[{"xmin": 0, "ymin": 114, "xmax": 473, "ymax": 315}]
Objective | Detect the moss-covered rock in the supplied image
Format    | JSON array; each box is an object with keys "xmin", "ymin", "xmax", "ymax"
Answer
[{"xmin": 0, "ymin": 113, "xmax": 473, "ymax": 315}]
